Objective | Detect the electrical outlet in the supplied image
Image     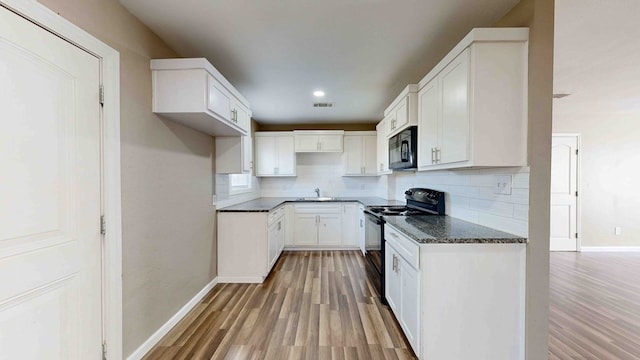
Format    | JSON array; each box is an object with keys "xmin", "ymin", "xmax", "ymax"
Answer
[
  {"xmin": 615, "ymin": 227, "xmax": 622, "ymax": 235},
  {"xmin": 493, "ymin": 175, "xmax": 513, "ymax": 195}
]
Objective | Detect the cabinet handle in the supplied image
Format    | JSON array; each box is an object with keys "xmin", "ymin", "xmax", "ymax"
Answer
[
  {"xmin": 360, "ymin": 219, "xmax": 363, "ymax": 227},
  {"xmin": 431, "ymin": 148, "xmax": 435, "ymax": 164},
  {"xmin": 278, "ymin": 221, "xmax": 281, "ymax": 231},
  {"xmin": 436, "ymin": 148, "xmax": 441, "ymax": 163}
]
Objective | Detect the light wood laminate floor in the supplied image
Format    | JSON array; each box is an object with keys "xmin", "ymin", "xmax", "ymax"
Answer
[
  {"xmin": 549, "ymin": 252, "xmax": 640, "ymax": 359},
  {"xmin": 143, "ymin": 251, "xmax": 416, "ymax": 360}
]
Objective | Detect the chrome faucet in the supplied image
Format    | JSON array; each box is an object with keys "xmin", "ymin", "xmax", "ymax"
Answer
[{"xmin": 314, "ymin": 188, "xmax": 320, "ymax": 197}]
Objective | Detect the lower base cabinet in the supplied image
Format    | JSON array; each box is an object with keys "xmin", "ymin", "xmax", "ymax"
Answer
[
  {"xmin": 289, "ymin": 203, "xmax": 361, "ymax": 248},
  {"xmin": 217, "ymin": 206, "xmax": 285, "ymax": 283},
  {"xmin": 385, "ymin": 224, "xmax": 526, "ymax": 360}
]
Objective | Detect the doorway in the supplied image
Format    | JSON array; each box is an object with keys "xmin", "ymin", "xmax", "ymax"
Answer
[{"xmin": 550, "ymin": 134, "xmax": 580, "ymax": 251}]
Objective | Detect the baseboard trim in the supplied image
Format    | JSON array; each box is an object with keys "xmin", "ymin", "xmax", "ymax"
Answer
[
  {"xmin": 218, "ymin": 276, "xmax": 264, "ymax": 283},
  {"xmin": 581, "ymin": 246, "xmax": 640, "ymax": 252},
  {"xmin": 126, "ymin": 277, "xmax": 219, "ymax": 360}
]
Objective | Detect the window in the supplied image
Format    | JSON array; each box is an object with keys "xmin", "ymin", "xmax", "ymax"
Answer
[{"xmin": 229, "ymin": 173, "xmax": 252, "ymax": 195}]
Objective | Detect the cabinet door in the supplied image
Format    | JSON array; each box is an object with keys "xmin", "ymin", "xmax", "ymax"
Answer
[
  {"xmin": 319, "ymin": 135, "xmax": 343, "ymax": 152},
  {"xmin": 284, "ymin": 205, "xmax": 294, "ymax": 246},
  {"xmin": 400, "ymin": 261, "xmax": 420, "ymax": 353},
  {"xmin": 233, "ymin": 102, "xmax": 250, "ymax": 133},
  {"xmin": 294, "ymin": 214, "xmax": 318, "ymax": 245},
  {"xmin": 277, "ymin": 218, "xmax": 285, "ymax": 253},
  {"xmin": 341, "ymin": 204, "xmax": 359, "ymax": 246},
  {"xmin": 343, "ymin": 136, "xmax": 363, "ymax": 175},
  {"xmin": 385, "ymin": 243, "xmax": 401, "ymax": 314},
  {"xmin": 363, "ymin": 135, "xmax": 378, "ymax": 174},
  {"xmin": 358, "ymin": 211, "xmax": 366, "ymax": 255},
  {"xmin": 318, "ymin": 214, "xmax": 342, "ymax": 245},
  {"xmin": 418, "ymin": 78, "xmax": 440, "ymax": 168},
  {"xmin": 207, "ymin": 75, "xmax": 231, "ymax": 121},
  {"xmin": 268, "ymin": 222, "xmax": 279, "ymax": 270},
  {"xmin": 276, "ymin": 136, "xmax": 296, "ymax": 176},
  {"xmin": 295, "ymin": 134, "xmax": 320, "ymax": 152},
  {"xmin": 242, "ymin": 135, "xmax": 252, "ymax": 173},
  {"xmin": 377, "ymin": 120, "xmax": 390, "ymax": 173},
  {"xmin": 394, "ymin": 98, "xmax": 409, "ymax": 130},
  {"xmin": 255, "ymin": 136, "xmax": 276, "ymax": 176},
  {"xmin": 440, "ymin": 49, "xmax": 470, "ymax": 164}
]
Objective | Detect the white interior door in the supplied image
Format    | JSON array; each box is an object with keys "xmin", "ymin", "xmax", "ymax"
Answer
[
  {"xmin": 0, "ymin": 6, "xmax": 103, "ymax": 359},
  {"xmin": 550, "ymin": 135, "xmax": 579, "ymax": 251}
]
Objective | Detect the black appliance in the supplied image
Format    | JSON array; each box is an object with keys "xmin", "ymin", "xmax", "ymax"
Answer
[
  {"xmin": 389, "ymin": 126, "xmax": 417, "ymax": 170},
  {"xmin": 363, "ymin": 188, "xmax": 445, "ymax": 303}
]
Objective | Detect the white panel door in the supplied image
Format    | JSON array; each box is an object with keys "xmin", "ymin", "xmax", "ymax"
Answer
[
  {"xmin": 440, "ymin": 49, "xmax": 470, "ymax": 164},
  {"xmin": 0, "ymin": 7, "xmax": 102, "ymax": 360},
  {"xmin": 550, "ymin": 135, "xmax": 579, "ymax": 251},
  {"xmin": 341, "ymin": 204, "xmax": 359, "ymax": 246},
  {"xmin": 294, "ymin": 214, "xmax": 318, "ymax": 245},
  {"xmin": 319, "ymin": 135, "xmax": 343, "ymax": 152},
  {"xmin": 207, "ymin": 75, "xmax": 231, "ymax": 122},
  {"xmin": 418, "ymin": 78, "xmax": 440, "ymax": 168},
  {"xmin": 400, "ymin": 261, "xmax": 420, "ymax": 354},
  {"xmin": 384, "ymin": 243, "xmax": 401, "ymax": 314}
]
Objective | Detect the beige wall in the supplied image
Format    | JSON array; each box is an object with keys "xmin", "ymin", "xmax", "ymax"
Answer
[
  {"xmin": 553, "ymin": 0, "xmax": 640, "ymax": 248},
  {"xmin": 496, "ymin": 0, "xmax": 554, "ymax": 359},
  {"xmin": 37, "ymin": 0, "xmax": 217, "ymax": 357},
  {"xmin": 553, "ymin": 114, "xmax": 640, "ymax": 247}
]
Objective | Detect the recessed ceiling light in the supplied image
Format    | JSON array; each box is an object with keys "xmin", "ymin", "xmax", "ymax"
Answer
[{"xmin": 313, "ymin": 90, "xmax": 325, "ymax": 97}]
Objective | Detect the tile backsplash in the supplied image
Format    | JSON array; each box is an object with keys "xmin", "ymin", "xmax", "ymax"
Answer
[
  {"xmin": 259, "ymin": 153, "xmax": 387, "ymax": 198},
  {"xmin": 388, "ymin": 167, "xmax": 529, "ymax": 237}
]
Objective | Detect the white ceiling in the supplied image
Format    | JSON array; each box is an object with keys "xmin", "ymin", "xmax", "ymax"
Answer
[
  {"xmin": 554, "ymin": 0, "xmax": 640, "ymax": 116},
  {"xmin": 121, "ymin": 0, "xmax": 519, "ymax": 124}
]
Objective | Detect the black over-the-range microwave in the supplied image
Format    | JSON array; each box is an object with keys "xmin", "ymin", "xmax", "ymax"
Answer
[{"xmin": 388, "ymin": 126, "xmax": 417, "ymax": 170}]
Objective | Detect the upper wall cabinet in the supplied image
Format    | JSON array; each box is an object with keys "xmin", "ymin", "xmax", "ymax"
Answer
[
  {"xmin": 254, "ymin": 132, "xmax": 296, "ymax": 177},
  {"xmin": 385, "ymin": 85, "xmax": 419, "ymax": 138},
  {"xmin": 376, "ymin": 117, "xmax": 392, "ymax": 175},
  {"xmin": 294, "ymin": 130, "xmax": 344, "ymax": 153},
  {"xmin": 151, "ymin": 58, "xmax": 250, "ymax": 136},
  {"xmin": 417, "ymin": 28, "xmax": 529, "ymax": 171},
  {"xmin": 343, "ymin": 132, "xmax": 378, "ymax": 176}
]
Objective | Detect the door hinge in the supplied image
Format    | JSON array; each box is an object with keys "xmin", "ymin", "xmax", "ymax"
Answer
[
  {"xmin": 102, "ymin": 342, "xmax": 107, "ymax": 360},
  {"xmin": 99, "ymin": 85, "xmax": 105, "ymax": 106},
  {"xmin": 100, "ymin": 215, "xmax": 106, "ymax": 235}
]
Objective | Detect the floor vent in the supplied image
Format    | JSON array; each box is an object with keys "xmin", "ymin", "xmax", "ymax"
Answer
[{"xmin": 313, "ymin": 102, "xmax": 334, "ymax": 108}]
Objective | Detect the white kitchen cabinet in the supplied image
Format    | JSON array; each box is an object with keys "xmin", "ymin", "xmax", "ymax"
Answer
[
  {"xmin": 341, "ymin": 203, "xmax": 359, "ymax": 246},
  {"xmin": 417, "ymin": 28, "xmax": 529, "ymax": 171},
  {"xmin": 343, "ymin": 132, "xmax": 378, "ymax": 176},
  {"xmin": 255, "ymin": 132, "xmax": 296, "ymax": 177},
  {"xmin": 384, "ymin": 222, "xmax": 526, "ymax": 360},
  {"xmin": 293, "ymin": 130, "xmax": 344, "ymax": 153},
  {"xmin": 385, "ymin": 85, "xmax": 418, "ymax": 138},
  {"xmin": 358, "ymin": 206, "xmax": 366, "ymax": 255},
  {"xmin": 217, "ymin": 206, "xmax": 285, "ymax": 283},
  {"xmin": 215, "ymin": 121, "xmax": 253, "ymax": 174},
  {"xmin": 151, "ymin": 58, "xmax": 249, "ymax": 136},
  {"xmin": 293, "ymin": 204, "xmax": 342, "ymax": 246},
  {"xmin": 284, "ymin": 204, "xmax": 294, "ymax": 246},
  {"xmin": 376, "ymin": 118, "xmax": 392, "ymax": 174},
  {"xmin": 385, "ymin": 239, "xmax": 420, "ymax": 355},
  {"xmin": 318, "ymin": 214, "xmax": 342, "ymax": 245}
]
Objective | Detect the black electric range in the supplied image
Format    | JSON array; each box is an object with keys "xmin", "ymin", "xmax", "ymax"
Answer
[{"xmin": 363, "ymin": 188, "xmax": 445, "ymax": 304}]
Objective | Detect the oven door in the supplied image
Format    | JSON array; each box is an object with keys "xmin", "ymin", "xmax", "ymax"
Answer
[{"xmin": 364, "ymin": 212, "xmax": 386, "ymax": 303}]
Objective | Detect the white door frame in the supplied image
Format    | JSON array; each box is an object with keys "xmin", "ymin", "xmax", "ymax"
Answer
[
  {"xmin": 551, "ymin": 133, "xmax": 581, "ymax": 251},
  {"xmin": 0, "ymin": 0, "xmax": 123, "ymax": 358}
]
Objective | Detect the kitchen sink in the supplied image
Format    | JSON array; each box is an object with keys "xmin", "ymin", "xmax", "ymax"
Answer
[{"xmin": 296, "ymin": 197, "xmax": 337, "ymax": 201}]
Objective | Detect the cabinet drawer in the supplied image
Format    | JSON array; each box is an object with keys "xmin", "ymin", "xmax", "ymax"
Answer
[
  {"xmin": 294, "ymin": 204, "xmax": 341, "ymax": 214},
  {"xmin": 269, "ymin": 206, "xmax": 285, "ymax": 225},
  {"xmin": 385, "ymin": 225, "xmax": 419, "ymax": 270}
]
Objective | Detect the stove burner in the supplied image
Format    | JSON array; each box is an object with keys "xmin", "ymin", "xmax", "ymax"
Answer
[{"xmin": 366, "ymin": 206, "xmax": 435, "ymax": 216}]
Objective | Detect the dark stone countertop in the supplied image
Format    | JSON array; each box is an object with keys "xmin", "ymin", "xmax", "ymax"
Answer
[
  {"xmin": 384, "ymin": 215, "xmax": 527, "ymax": 244},
  {"xmin": 216, "ymin": 197, "xmax": 404, "ymax": 212}
]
